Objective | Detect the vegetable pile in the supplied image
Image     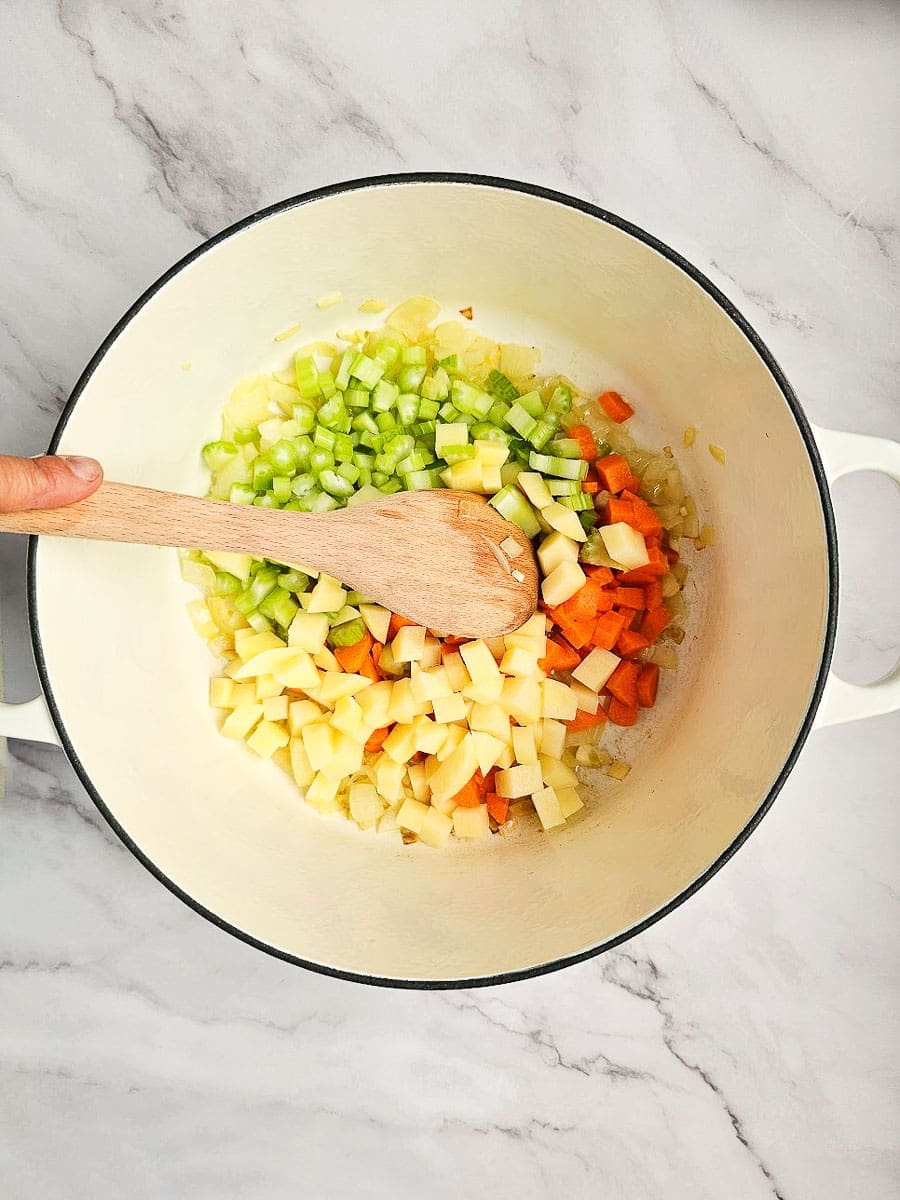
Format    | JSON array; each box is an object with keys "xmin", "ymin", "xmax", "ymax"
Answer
[{"xmin": 182, "ymin": 297, "xmax": 703, "ymax": 846}]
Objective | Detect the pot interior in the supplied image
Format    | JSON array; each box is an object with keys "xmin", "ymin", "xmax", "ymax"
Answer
[{"xmin": 34, "ymin": 180, "xmax": 831, "ymax": 982}]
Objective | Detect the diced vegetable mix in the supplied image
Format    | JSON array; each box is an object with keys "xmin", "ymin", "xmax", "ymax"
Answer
[{"xmin": 184, "ymin": 297, "xmax": 707, "ymax": 846}]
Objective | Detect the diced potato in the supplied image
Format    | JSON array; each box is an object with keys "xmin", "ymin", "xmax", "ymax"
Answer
[
  {"xmin": 441, "ymin": 459, "xmax": 491, "ymax": 493},
  {"xmin": 383, "ymin": 723, "xmax": 419, "ymax": 764},
  {"xmin": 358, "ymin": 603, "xmax": 391, "ymax": 645},
  {"xmin": 462, "ymin": 675, "xmax": 505, "ymax": 705},
  {"xmin": 331, "ymin": 605, "xmax": 361, "ymax": 628},
  {"xmin": 572, "ymin": 648, "xmax": 620, "ymax": 693},
  {"xmin": 557, "ymin": 786, "xmax": 584, "ymax": 818},
  {"xmin": 412, "ymin": 715, "xmax": 449, "ymax": 756},
  {"xmin": 313, "ymin": 646, "xmax": 340, "ymax": 671},
  {"xmin": 287, "ymin": 612, "xmax": 330, "ymax": 653},
  {"xmin": 331, "ymin": 731, "xmax": 365, "ymax": 776},
  {"xmin": 233, "ymin": 646, "xmax": 305, "ymax": 681},
  {"xmin": 540, "ymin": 719, "xmax": 567, "ymax": 760},
  {"xmin": 512, "ymin": 726, "xmax": 539, "ymax": 766},
  {"xmin": 305, "ymin": 771, "xmax": 343, "ymax": 811},
  {"xmin": 541, "ymin": 560, "xmax": 586, "ymax": 607},
  {"xmin": 349, "ymin": 782, "xmax": 384, "ymax": 830},
  {"xmin": 318, "ymin": 672, "xmax": 372, "ymax": 705},
  {"xmin": 453, "ymin": 805, "xmax": 490, "ymax": 839},
  {"xmin": 255, "ymin": 674, "xmax": 285, "ymax": 701},
  {"xmin": 392, "ymin": 625, "xmax": 427, "ymax": 664},
  {"xmin": 407, "ymin": 761, "xmax": 430, "ymax": 802},
  {"xmin": 568, "ymin": 679, "xmax": 600, "ymax": 714},
  {"xmin": 533, "ymin": 786, "xmax": 566, "ymax": 830},
  {"xmin": 377, "ymin": 805, "xmax": 401, "ymax": 835},
  {"xmin": 468, "ymin": 702, "xmax": 512, "ymax": 742},
  {"xmin": 483, "ymin": 635, "xmax": 507, "ymax": 661},
  {"xmin": 288, "ymin": 699, "xmax": 325, "ymax": 736},
  {"xmin": 542, "ymin": 680, "xmax": 579, "ymax": 721},
  {"xmin": 420, "ymin": 636, "xmax": 442, "ymax": 670},
  {"xmin": 471, "ymin": 731, "xmax": 506, "ymax": 775},
  {"xmin": 263, "ymin": 695, "xmax": 290, "ymax": 722},
  {"xmin": 429, "ymin": 791, "xmax": 457, "ymax": 816},
  {"xmin": 377, "ymin": 756, "xmax": 406, "ymax": 803},
  {"xmin": 540, "ymin": 755, "xmax": 579, "ymax": 789},
  {"xmin": 330, "ymin": 695, "xmax": 366, "ymax": 740},
  {"xmin": 307, "ymin": 573, "xmax": 347, "ymax": 614},
  {"xmin": 289, "ymin": 737, "xmax": 314, "ymax": 788},
  {"xmin": 410, "ymin": 665, "xmax": 452, "ymax": 703},
  {"xmin": 186, "ymin": 598, "xmax": 218, "ymax": 639},
  {"xmin": 508, "ymin": 613, "xmax": 548, "ymax": 643},
  {"xmin": 276, "ymin": 653, "xmax": 322, "ymax": 692},
  {"xmin": 209, "ymin": 677, "xmax": 236, "ymax": 708},
  {"xmin": 247, "ymin": 720, "xmax": 289, "ymax": 758},
  {"xmin": 356, "ymin": 680, "xmax": 393, "ymax": 727},
  {"xmin": 517, "ymin": 471, "xmax": 553, "ymax": 509},
  {"xmin": 500, "ymin": 678, "xmax": 543, "ymax": 725},
  {"xmin": 431, "ymin": 692, "xmax": 468, "ymax": 724},
  {"xmin": 495, "ymin": 763, "xmax": 544, "ymax": 799},
  {"xmin": 442, "ymin": 651, "xmax": 470, "ymax": 692},
  {"xmin": 302, "ymin": 722, "xmax": 335, "ymax": 771},
  {"xmin": 500, "ymin": 646, "xmax": 540, "ymax": 677},
  {"xmin": 459, "ymin": 640, "xmax": 501, "ymax": 683},
  {"xmin": 495, "ymin": 743, "xmax": 515, "ymax": 769},
  {"xmin": 436, "ymin": 724, "xmax": 467, "ymax": 760},
  {"xmin": 429, "ymin": 734, "xmax": 478, "ymax": 802},
  {"xmin": 420, "ymin": 806, "xmax": 454, "ymax": 849},
  {"xmin": 204, "ymin": 550, "xmax": 253, "ymax": 582},
  {"xmin": 221, "ymin": 703, "xmax": 264, "ymax": 741},
  {"xmin": 599, "ymin": 523, "xmax": 650, "ymax": 571},
  {"xmin": 387, "ymin": 678, "xmax": 417, "ymax": 725},
  {"xmin": 541, "ymin": 501, "xmax": 587, "ymax": 542},
  {"xmin": 435, "ymin": 422, "xmax": 469, "ymax": 454},
  {"xmin": 234, "ymin": 628, "xmax": 286, "ymax": 662},
  {"xmin": 230, "ymin": 682, "xmax": 257, "ymax": 707},
  {"xmin": 396, "ymin": 797, "xmax": 430, "ymax": 835},
  {"xmin": 473, "ymin": 439, "xmax": 509, "ymax": 468},
  {"xmin": 480, "ymin": 464, "xmax": 503, "ymax": 493}
]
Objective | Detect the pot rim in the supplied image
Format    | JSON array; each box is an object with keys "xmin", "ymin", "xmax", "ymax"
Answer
[{"xmin": 26, "ymin": 172, "xmax": 839, "ymax": 989}]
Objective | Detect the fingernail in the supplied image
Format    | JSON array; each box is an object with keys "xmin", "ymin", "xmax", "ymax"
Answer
[{"xmin": 62, "ymin": 455, "xmax": 102, "ymax": 481}]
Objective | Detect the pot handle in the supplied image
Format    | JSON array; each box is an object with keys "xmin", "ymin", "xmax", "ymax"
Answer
[{"xmin": 811, "ymin": 424, "xmax": 900, "ymax": 729}]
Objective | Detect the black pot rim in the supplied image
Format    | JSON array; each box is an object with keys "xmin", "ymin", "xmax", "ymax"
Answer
[{"xmin": 26, "ymin": 172, "xmax": 839, "ymax": 990}]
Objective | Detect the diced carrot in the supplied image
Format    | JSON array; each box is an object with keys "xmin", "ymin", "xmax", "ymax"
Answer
[
  {"xmin": 564, "ymin": 707, "xmax": 609, "ymax": 731},
  {"xmin": 581, "ymin": 480, "xmax": 600, "ymax": 495},
  {"xmin": 617, "ymin": 546, "xmax": 669, "ymax": 582},
  {"xmin": 592, "ymin": 610, "xmax": 628, "ymax": 650},
  {"xmin": 486, "ymin": 793, "xmax": 510, "ymax": 825},
  {"xmin": 557, "ymin": 616, "xmax": 596, "ymax": 650},
  {"xmin": 388, "ymin": 612, "xmax": 418, "ymax": 639},
  {"xmin": 451, "ymin": 775, "xmax": 483, "ymax": 808},
  {"xmin": 482, "ymin": 766, "xmax": 498, "ymax": 793},
  {"xmin": 606, "ymin": 497, "xmax": 635, "ymax": 525},
  {"xmin": 621, "ymin": 490, "xmax": 663, "ymax": 536},
  {"xmin": 640, "ymin": 604, "xmax": 671, "ymax": 643},
  {"xmin": 614, "ymin": 587, "xmax": 645, "ymax": 609},
  {"xmin": 568, "ymin": 424, "xmax": 599, "ymax": 461},
  {"xmin": 365, "ymin": 726, "xmax": 392, "ymax": 753},
  {"xmin": 606, "ymin": 660, "xmax": 641, "ymax": 707},
  {"xmin": 643, "ymin": 580, "xmax": 663, "ymax": 611},
  {"xmin": 608, "ymin": 697, "xmax": 638, "ymax": 726},
  {"xmin": 583, "ymin": 565, "xmax": 614, "ymax": 585},
  {"xmin": 598, "ymin": 391, "xmax": 635, "ymax": 423},
  {"xmin": 623, "ymin": 474, "xmax": 643, "ymax": 494},
  {"xmin": 616, "ymin": 629, "xmax": 650, "ymax": 657},
  {"xmin": 334, "ymin": 631, "xmax": 374, "ymax": 674},
  {"xmin": 358, "ymin": 653, "xmax": 380, "ymax": 682},
  {"xmin": 538, "ymin": 635, "xmax": 582, "ymax": 673},
  {"xmin": 636, "ymin": 663, "xmax": 660, "ymax": 708},
  {"xmin": 596, "ymin": 453, "xmax": 633, "ymax": 494}
]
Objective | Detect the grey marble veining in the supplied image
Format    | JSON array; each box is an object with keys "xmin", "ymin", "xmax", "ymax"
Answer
[{"xmin": 1, "ymin": 2, "xmax": 898, "ymax": 1197}]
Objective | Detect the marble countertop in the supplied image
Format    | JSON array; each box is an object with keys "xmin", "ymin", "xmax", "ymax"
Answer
[{"xmin": 1, "ymin": 2, "xmax": 898, "ymax": 1196}]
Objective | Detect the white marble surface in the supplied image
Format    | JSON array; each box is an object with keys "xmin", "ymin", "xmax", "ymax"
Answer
[{"xmin": 1, "ymin": 1, "xmax": 898, "ymax": 1196}]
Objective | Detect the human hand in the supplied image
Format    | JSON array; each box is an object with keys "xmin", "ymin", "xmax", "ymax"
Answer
[{"xmin": 0, "ymin": 454, "xmax": 103, "ymax": 514}]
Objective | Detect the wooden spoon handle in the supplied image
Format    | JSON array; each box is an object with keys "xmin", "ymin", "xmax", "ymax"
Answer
[{"xmin": 0, "ymin": 480, "xmax": 334, "ymax": 567}]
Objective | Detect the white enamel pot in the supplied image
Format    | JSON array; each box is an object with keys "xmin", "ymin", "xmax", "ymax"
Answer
[{"xmin": 3, "ymin": 176, "xmax": 898, "ymax": 987}]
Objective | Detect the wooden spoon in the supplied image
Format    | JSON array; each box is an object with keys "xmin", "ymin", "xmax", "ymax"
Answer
[{"xmin": 0, "ymin": 481, "xmax": 539, "ymax": 637}]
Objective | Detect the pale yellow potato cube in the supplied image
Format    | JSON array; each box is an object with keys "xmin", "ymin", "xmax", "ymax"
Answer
[
  {"xmin": 442, "ymin": 651, "xmax": 470, "ymax": 692},
  {"xmin": 247, "ymin": 720, "xmax": 289, "ymax": 758},
  {"xmin": 495, "ymin": 743, "xmax": 516, "ymax": 769},
  {"xmin": 331, "ymin": 605, "xmax": 361, "ymax": 628},
  {"xmin": 500, "ymin": 646, "xmax": 540, "ymax": 677},
  {"xmin": 302, "ymin": 722, "xmax": 335, "ymax": 771},
  {"xmin": 431, "ymin": 693, "xmax": 468, "ymax": 724},
  {"xmin": 517, "ymin": 471, "xmax": 553, "ymax": 509},
  {"xmin": 568, "ymin": 679, "xmax": 601, "ymax": 713},
  {"xmin": 186, "ymin": 598, "xmax": 218, "ymax": 639},
  {"xmin": 540, "ymin": 719, "xmax": 567, "ymax": 760},
  {"xmin": 557, "ymin": 786, "xmax": 584, "ymax": 818},
  {"xmin": 512, "ymin": 726, "xmax": 539, "ymax": 766},
  {"xmin": 287, "ymin": 612, "xmax": 330, "ymax": 653},
  {"xmin": 313, "ymin": 646, "xmax": 340, "ymax": 671},
  {"xmin": 501, "ymin": 678, "xmax": 543, "ymax": 725},
  {"xmin": 598, "ymin": 522, "xmax": 650, "ymax": 570},
  {"xmin": 541, "ymin": 560, "xmax": 587, "ymax": 607},
  {"xmin": 318, "ymin": 672, "xmax": 372, "ymax": 705},
  {"xmin": 228, "ymin": 682, "xmax": 257, "ymax": 708},
  {"xmin": 332, "ymin": 731, "xmax": 365, "ymax": 776},
  {"xmin": 330, "ymin": 695, "xmax": 365, "ymax": 740},
  {"xmin": 412, "ymin": 716, "xmax": 448, "ymax": 756},
  {"xmin": 429, "ymin": 734, "xmax": 478, "ymax": 801},
  {"xmin": 420, "ymin": 806, "xmax": 454, "ymax": 849},
  {"xmin": 392, "ymin": 625, "xmax": 427, "ymax": 664},
  {"xmin": 305, "ymin": 771, "xmax": 343, "ymax": 810},
  {"xmin": 473, "ymin": 439, "xmax": 509, "ymax": 468},
  {"xmin": 204, "ymin": 550, "xmax": 252, "ymax": 582},
  {"xmin": 469, "ymin": 702, "xmax": 512, "ymax": 743},
  {"xmin": 541, "ymin": 501, "xmax": 587, "ymax": 542},
  {"xmin": 420, "ymin": 636, "xmax": 443, "ymax": 670},
  {"xmin": 410, "ymin": 665, "xmax": 452, "ymax": 703},
  {"xmin": 263, "ymin": 695, "xmax": 290, "ymax": 722},
  {"xmin": 397, "ymin": 797, "xmax": 429, "ymax": 835},
  {"xmin": 462, "ymin": 675, "xmax": 505, "ymax": 705},
  {"xmin": 436, "ymin": 724, "xmax": 467, "ymax": 760},
  {"xmin": 383, "ymin": 723, "xmax": 419, "ymax": 764},
  {"xmin": 453, "ymin": 805, "xmax": 490, "ymax": 839},
  {"xmin": 288, "ymin": 699, "xmax": 325, "ymax": 736},
  {"xmin": 459, "ymin": 639, "xmax": 501, "ymax": 683},
  {"xmin": 209, "ymin": 677, "xmax": 236, "ymax": 709},
  {"xmin": 356, "ymin": 679, "xmax": 393, "ymax": 727},
  {"xmin": 429, "ymin": 791, "xmax": 457, "ymax": 816},
  {"xmin": 388, "ymin": 678, "xmax": 417, "ymax": 725},
  {"xmin": 481, "ymin": 464, "xmax": 503, "ymax": 493},
  {"xmin": 358, "ymin": 603, "xmax": 391, "ymax": 645},
  {"xmin": 471, "ymin": 732, "xmax": 506, "ymax": 775},
  {"xmin": 349, "ymin": 782, "xmax": 384, "ymax": 830},
  {"xmin": 307, "ymin": 573, "xmax": 347, "ymax": 614},
  {"xmin": 289, "ymin": 737, "xmax": 314, "ymax": 788},
  {"xmin": 537, "ymin": 531, "xmax": 580, "ymax": 576},
  {"xmin": 255, "ymin": 674, "xmax": 285, "ymax": 701},
  {"xmin": 510, "ymin": 612, "xmax": 549, "ymax": 642},
  {"xmin": 377, "ymin": 805, "xmax": 401, "ymax": 835},
  {"xmin": 233, "ymin": 646, "xmax": 304, "ymax": 680},
  {"xmin": 540, "ymin": 754, "xmax": 579, "ymax": 789},
  {"xmin": 496, "ymin": 763, "xmax": 543, "ymax": 798},
  {"xmin": 221, "ymin": 703, "xmax": 264, "ymax": 741},
  {"xmin": 542, "ymin": 679, "xmax": 579, "ymax": 721},
  {"xmin": 407, "ymin": 761, "xmax": 430, "ymax": 802},
  {"xmin": 441, "ymin": 458, "xmax": 488, "ymax": 493},
  {"xmin": 572, "ymin": 648, "xmax": 620, "ymax": 693},
  {"xmin": 533, "ymin": 785, "xmax": 566, "ymax": 830},
  {"xmin": 376, "ymin": 755, "xmax": 406, "ymax": 803},
  {"xmin": 484, "ymin": 636, "xmax": 507, "ymax": 661}
]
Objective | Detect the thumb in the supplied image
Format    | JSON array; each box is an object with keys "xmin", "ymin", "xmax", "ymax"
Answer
[{"xmin": 0, "ymin": 454, "xmax": 104, "ymax": 514}]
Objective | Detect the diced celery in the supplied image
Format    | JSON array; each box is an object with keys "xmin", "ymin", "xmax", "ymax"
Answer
[
  {"xmin": 233, "ymin": 428, "xmax": 258, "ymax": 445},
  {"xmin": 451, "ymin": 379, "xmax": 493, "ymax": 417},
  {"xmin": 489, "ymin": 485, "xmax": 541, "ymax": 537},
  {"xmin": 504, "ymin": 403, "xmax": 537, "ymax": 440},
  {"xmin": 349, "ymin": 353, "xmax": 386, "ymax": 389},
  {"xmin": 558, "ymin": 492, "xmax": 595, "ymax": 512},
  {"xmin": 418, "ymin": 397, "xmax": 441, "ymax": 419},
  {"xmin": 294, "ymin": 355, "xmax": 320, "ymax": 398},
  {"xmin": 486, "ymin": 369, "xmax": 519, "ymax": 402},
  {"xmin": 546, "ymin": 478, "xmax": 582, "ymax": 496},
  {"xmin": 344, "ymin": 386, "xmax": 371, "ymax": 409},
  {"xmin": 528, "ymin": 419, "xmax": 556, "ymax": 449},
  {"xmin": 337, "ymin": 461, "xmax": 360, "ymax": 484},
  {"xmin": 229, "ymin": 483, "xmax": 256, "ymax": 505},
  {"xmin": 440, "ymin": 444, "xmax": 475, "ymax": 464},
  {"xmin": 517, "ymin": 391, "xmax": 544, "ymax": 419},
  {"xmin": 352, "ymin": 412, "xmax": 379, "ymax": 436},
  {"xmin": 528, "ymin": 451, "xmax": 588, "ymax": 480},
  {"xmin": 396, "ymin": 450, "xmax": 433, "ymax": 474},
  {"xmin": 214, "ymin": 571, "xmax": 242, "ymax": 597},
  {"xmin": 272, "ymin": 475, "xmax": 293, "ymax": 503},
  {"xmin": 547, "ymin": 384, "xmax": 573, "ymax": 415},
  {"xmin": 309, "ymin": 447, "xmax": 334, "ymax": 474},
  {"xmin": 202, "ymin": 441, "xmax": 238, "ymax": 472},
  {"xmin": 252, "ymin": 460, "xmax": 275, "ymax": 491},
  {"xmin": 278, "ymin": 569, "xmax": 310, "ymax": 593},
  {"xmin": 550, "ymin": 438, "xmax": 582, "ymax": 459},
  {"xmin": 327, "ymin": 616, "xmax": 368, "ymax": 648},
  {"xmin": 319, "ymin": 469, "xmax": 355, "ymax": 498},
  {"xmin": 396, "ymin": 394, "xmax": 420, "ymax": 425},
  {"xmin": 397, "ymin": 364, "xmax": 426, "ymax": 392},
  {"xmin": 292, "ymin": 403, "xmax": 316, "ymax": 434},
  {"xmin": 290, "ymin": 473, "xmax": 316, "ymax": 497},
  {"xmin": 405, "ymin": 468, "xmax": 444, "ymax": 490},
  {"xmin": 258, "ymin": 587, "xmax": 299, "ymax": 628},
  {"xmin": 334, "ymin": 348, "xmax": 355, "ymax": 390}
]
